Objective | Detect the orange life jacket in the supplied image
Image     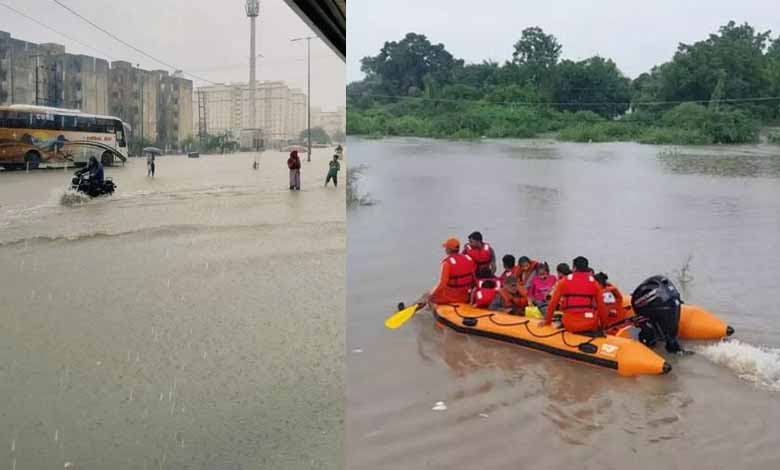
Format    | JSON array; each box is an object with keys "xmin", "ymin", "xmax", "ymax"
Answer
[
  {"xmin": 472, "ymin": 287, "xmax": 498, "ymax": 308},
  {"xmin": 477, "ymin": 278, "xmax": 502, "ymax": 289},
  {"xmin": 496, "ymin": 288, "xmax": 527, "ymax": 312},
  {"xmin": 602, "ymin": 284, "xmax": 626, "ymax": 325},
  {"xmin": 512, "ymin": 259, "xmax": 539, "ymax": 288},
  {"xmin": 464, "ymin": 243, "xmax": 493, "ymax": 273},
  {"xmin": 558, "ymin": 272, "xmax": 599, "ymax": 314},
  {"xmin": 444, "ymin": 254, "xmax": 476, "ymax": 289}
]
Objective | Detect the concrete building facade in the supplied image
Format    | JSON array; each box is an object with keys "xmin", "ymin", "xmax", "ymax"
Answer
[
  {"xmin": 195, "ymin": 81, "xmax": 308, "ymax": 148},
  {"xmin": 312, "ymin": 105, "xmax": 345, "ymax": 140},
  {"xmin": 1, "ymin": 31, "xmax": 193, "ymax": 150}
]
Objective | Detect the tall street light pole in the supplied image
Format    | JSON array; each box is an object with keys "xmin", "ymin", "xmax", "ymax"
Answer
[{"xmin": 291, "ymin": 36, "xmax": 315, "ymax": 162}]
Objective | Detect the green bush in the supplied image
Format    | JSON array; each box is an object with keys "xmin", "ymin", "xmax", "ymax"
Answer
[
  {"xmin": 768, "ymin": 132, "xmax": 780, "ymax": 144},
  {"xmin": 558, "ymin": 122, "xmax": 639, "ymax": 142},
  {"xmin": 637, "ymin": 128, "xmax": 712, "ymax": 145}
]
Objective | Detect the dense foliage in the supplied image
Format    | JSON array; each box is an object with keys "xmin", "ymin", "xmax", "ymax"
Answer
[
  {"xmin": 299, "ymin": 126, "xmax": 332, "ymax": 145},
  {"xmin": 348, "ymin": 22, "xmax": 780, "ymax": 144}
]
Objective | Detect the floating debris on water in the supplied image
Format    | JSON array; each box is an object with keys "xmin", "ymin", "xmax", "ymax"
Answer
[{"xmin": 432, "ymin": 401, "xmax": 447, "ymax": 411}]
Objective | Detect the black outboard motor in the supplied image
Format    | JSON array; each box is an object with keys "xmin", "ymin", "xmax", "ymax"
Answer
[{"xmin": 631, "ymin": 275, "xmax": 685, "ymax": 353}]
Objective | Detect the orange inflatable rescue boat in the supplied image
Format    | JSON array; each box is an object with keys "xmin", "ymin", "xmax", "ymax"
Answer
[{"xmin": 432, "ymin": 301, "xmax": 733, "ymax": 377}]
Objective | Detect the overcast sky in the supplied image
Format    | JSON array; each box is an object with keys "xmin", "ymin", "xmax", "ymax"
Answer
[
  {"xmin": 348, "ymin": 0, "xmax": 780, "ymax": 83},
  {"xmin": 1, "ymin": 0, "xmax": 345, "ymax": 110}
]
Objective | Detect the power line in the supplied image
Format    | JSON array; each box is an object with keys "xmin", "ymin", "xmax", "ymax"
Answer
[
  {"xmin": 50, "ymin": 0, "xmax": 217, "ymax": 85},
  {"xmin": 0, "ymin": 2, "xmax": 115, "ymax": 60},
  {"xmin": 350, "ymin": 92, "xmax": 780, "ymax": 108}
]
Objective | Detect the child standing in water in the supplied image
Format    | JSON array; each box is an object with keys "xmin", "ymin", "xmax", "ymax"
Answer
[{"xmin": 325, "ymin": 154, "xmax": 340, "ymax": 187}]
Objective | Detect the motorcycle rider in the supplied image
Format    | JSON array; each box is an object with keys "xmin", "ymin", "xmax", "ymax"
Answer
[{"xmin": 75, "ymin": 156, "xmax": 105, "ymax": 184}]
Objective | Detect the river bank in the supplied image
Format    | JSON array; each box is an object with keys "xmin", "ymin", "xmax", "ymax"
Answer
[{"xmin": 347, "ymin": 105, "xmax": 778, "ymax": 145}]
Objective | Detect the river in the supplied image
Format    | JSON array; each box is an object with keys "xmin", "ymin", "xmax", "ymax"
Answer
[
  {"xmin": 0, "ymin": 149, "xmax": 345, "ymax": 470},
  {"xmin": 347, "ymin": 137, "xmax": 780, "ymax": 470}
]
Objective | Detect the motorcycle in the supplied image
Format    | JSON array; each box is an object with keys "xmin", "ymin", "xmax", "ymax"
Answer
[{"xmin": 70, "ymin": 173, "xmax": 116, "ymax": 198}]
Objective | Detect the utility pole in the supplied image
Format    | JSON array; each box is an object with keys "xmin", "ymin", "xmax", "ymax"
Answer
[
  {"xmin": 137, "ymin": 64, "xmax": 144, "ymax": 153},
  {"xmin": 291, "ymin": 36, "xmax": 315, "ymax": 162}
]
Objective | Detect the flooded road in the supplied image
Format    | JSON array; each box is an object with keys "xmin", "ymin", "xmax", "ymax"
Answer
[
  {"xmin": 347, "ymin": 137, "xmax": 780, "ymax": 470},
  {"xmin": 1, "ymin": 149, "xmax": 345, "ymax": 469}
]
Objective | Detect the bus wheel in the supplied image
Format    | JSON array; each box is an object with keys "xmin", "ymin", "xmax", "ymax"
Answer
[
  {"xmin": 24, "ymin": 151, "xmax": 41, "ymax": 169},
  {"xmin": 101, "ymin": 151, "xmax": 114, "ymax": 167}
]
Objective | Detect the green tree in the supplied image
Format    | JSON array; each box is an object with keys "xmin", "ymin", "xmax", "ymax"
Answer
[
  {"xmin": 553, "ymin": 57, "xmax": 632, "ymax": 118},
  {"xmin": 511, "ymin": 26, "xmax": 562, "ymax": 88},
  {"xmin": 359, "ymin": 33, "xmax": 463, "ymax": 97},
  {"xmin": 300, "ymin": 126, "xmax": 331, "ymax": 144},
  {"xmin": 331, "ymin": 129, "xmax": 346, "ymax": 142}
]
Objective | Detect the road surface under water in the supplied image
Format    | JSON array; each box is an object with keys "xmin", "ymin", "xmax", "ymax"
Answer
[
  {"xmin": 347, "ymin": 137, "xmax": 780, "ymax": 470},
  {"xmin": 0, "ymin": 149, "xmax": 345, "ymax": 470}
]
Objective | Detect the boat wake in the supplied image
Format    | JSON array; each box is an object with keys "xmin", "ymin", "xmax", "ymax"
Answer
[{"xmin": 697, "ymin": 340, "xmax": 780, "ymax": 391}]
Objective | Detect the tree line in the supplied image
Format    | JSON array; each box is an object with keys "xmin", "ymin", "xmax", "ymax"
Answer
[{"xmin": 347, "ymin": 22, "xmax": 780, "ymax": 144}]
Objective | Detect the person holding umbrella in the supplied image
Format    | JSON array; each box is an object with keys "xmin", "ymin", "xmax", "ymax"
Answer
[{"xmin": 287, "ymin": 150, "xmax": 301, "ymax": 190}]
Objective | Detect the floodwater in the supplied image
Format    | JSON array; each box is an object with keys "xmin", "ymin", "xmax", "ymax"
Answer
[
  {"xmin": 347, "ymin": 137, "xmax": 780, "ymax": 470},
  {"xmin": 0, "ymin": 149, "xmax": 345, "ymax": 470}
]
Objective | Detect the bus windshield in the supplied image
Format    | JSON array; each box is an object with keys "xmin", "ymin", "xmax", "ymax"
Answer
[{"xmin": 115, "ymin": 120, "xmax": 127, "ymax": 147}]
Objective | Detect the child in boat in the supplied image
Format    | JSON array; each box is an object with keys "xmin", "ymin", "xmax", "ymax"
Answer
[
  {"xmin": 514, "ymin": 256, "xmax": 539, "ymax": 289},
  {"xmin": 488, "ymin": 275, "xmax": 527, "ymax": 315},
  {"xmin": 556, "ymin": 262, "xmax": 572, "ymax": 279},
  {"xmin": 528, "ymin": 262, "xmax": 557, "ymax": 313},
  {"xmin": 498, "ymin": 254, "xmax": 515, "ymax": 283}
]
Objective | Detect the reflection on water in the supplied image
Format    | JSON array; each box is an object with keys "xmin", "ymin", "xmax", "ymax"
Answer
[
  {"xmin": 1, "ymin": 151, "xmax": 345, "ymax": 470},
  {"xmin": 347, "ymin": 137, "xmax": 780, "ymax": 470}
]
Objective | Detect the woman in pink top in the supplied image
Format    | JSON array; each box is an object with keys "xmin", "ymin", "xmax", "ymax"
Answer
[{"xmin": 528, "ymin": 262, "xmax": 557, "ymax": 307}]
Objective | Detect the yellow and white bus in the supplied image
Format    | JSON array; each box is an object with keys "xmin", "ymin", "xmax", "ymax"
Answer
[{"xmin": 0, "ymin": 105, "xmax": 129, "ymax": 170}]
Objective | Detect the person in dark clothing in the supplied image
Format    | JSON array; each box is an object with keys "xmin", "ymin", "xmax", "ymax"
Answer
[{"xmin": 76, "ymin": 156, "xmax": 104, "ymax": 184}]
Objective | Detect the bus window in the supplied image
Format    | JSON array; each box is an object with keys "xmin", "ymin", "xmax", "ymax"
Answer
[
  {"xmin": 64, "ymin": 115, "xmax": 78, "ymax": 131},
  {"xmin": 115, "ymin": 121, "xmax": 127, "ymax": 147},
  {"xmin": 0, "ymin": 110, "xmax": 32, "ymax": 129},
  {"xmin": 32, "ymin": 113, "xmax": 58, "ymax": 130}
]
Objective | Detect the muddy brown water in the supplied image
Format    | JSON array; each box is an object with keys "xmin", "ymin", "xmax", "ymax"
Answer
[
  {"xmin": 347, "ymin": 137, "xmax": 780, "ymax": 470},
  {"xmin": 1, "ymin": 149, "xmax": 345, "ymax": 470}
]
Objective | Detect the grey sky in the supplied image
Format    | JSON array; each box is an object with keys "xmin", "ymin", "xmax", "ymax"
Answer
[
  {"xmin": 1, "ymin": 0, "xmax": 345, "ymax": 110},
  {"xmin": 348, "ymin": 0, "xmax": 780, "ymax": 83}
]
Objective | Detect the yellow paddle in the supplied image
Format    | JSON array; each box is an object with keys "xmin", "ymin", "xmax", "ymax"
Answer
[{"xmin": 385, "ymin": 302, "xmax": 424, "ymax": 329}]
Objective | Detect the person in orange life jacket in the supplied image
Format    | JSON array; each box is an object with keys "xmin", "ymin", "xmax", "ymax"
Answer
[
  {"xmin": 528, "ymin": 262, "xmax": 557, "ymax": 314},
  {"xmin": 475, "ymin": 265, "xmax": 502, "ymax": 289},
  {"xmin": 488, "ymin": 275, "xmax": 528, "ymax": 314},
  {"xmin": 498, "ymin": 254, "xmax": 515, "ymax": 283},
  {"xmin": 471, "ymin": 279, "xmax": 499, "ymax": 308},
  {"xmin": 513, "ymin": 256, "xmax": 540, "ymax": 289},
  {"xmin": 594, "ymin": 272, "xmax": 628, "ymax": 328},
  {"xmin": 463, "ymin": 231, "xmax": 496, "ymax": 277},
  {"xmin": 420, "ymin": 238, "xmax": 476, "ymax": 305},
  {"xmin": 539, "ymin": 256, "xmax": 607, "ymax": 333}
]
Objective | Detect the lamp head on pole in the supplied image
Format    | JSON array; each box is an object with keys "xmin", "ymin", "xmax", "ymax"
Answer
[{"xmin": 245, "ymin": 0, "xmax": 259, "ymax": 17}]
